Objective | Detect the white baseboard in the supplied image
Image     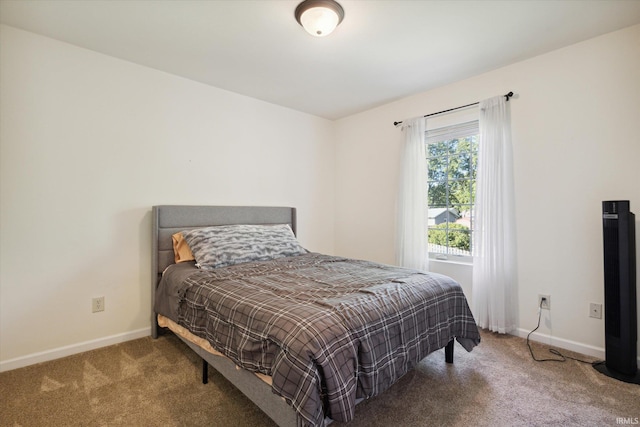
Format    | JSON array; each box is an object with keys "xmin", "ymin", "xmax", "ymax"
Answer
[
  {"xmin": 515, "ymin": 328, "xmax": 640, "ymax": 364},
  {"xmin": 0, "ymin": 327, "xmax": 151, "ymax": 373},
  {"xmin": 515, "ymin": 328, "xmax": 605, "ymax": 360}
]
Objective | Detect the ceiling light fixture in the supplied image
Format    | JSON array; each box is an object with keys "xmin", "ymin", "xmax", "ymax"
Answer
[{"xmin": 295, "ymin": 0, "xmax": 344, "ymax": 37}]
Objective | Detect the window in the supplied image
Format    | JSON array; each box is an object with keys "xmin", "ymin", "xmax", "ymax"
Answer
[{"xmin": 426, "ymin": 121, "xmax": 479, "ymax": 261}]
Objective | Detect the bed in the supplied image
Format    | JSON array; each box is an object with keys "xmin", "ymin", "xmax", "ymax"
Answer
[{"xmin": 151, "ymin": 205, "xmax": 480, "ymax": 427}]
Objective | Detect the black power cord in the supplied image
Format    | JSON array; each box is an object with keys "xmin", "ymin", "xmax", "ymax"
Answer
[{"xmin": 526, "ymin": 299, "xmax": 597, "ymax": 364}]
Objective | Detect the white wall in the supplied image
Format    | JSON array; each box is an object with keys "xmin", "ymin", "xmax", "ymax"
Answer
[
  {"xmin": 0, "ymin": 25, "xmax": 336, "ymax": 369},
  {"xmin": 334, "ymin": 24, "xmax": 640, "ymax": 359}
]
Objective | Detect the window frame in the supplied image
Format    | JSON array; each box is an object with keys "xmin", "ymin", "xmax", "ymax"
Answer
[{"xmin": 426, "ymin": 120, "xmax": 479, "ymax": 263}]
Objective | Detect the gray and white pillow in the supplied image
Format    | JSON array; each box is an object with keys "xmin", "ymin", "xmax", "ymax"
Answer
[{"xmin": 181, "ymin": 224, "xmax": 306, "ymax": 270}]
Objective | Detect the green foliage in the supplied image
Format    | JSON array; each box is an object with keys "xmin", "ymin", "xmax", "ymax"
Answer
[
  {"xmin": 428, "ymin": 223, "xmax": 471, "ymax": 251},
  {"xmin": 427, "ymin": 136, "xmax": 477, "ymax": 213}
]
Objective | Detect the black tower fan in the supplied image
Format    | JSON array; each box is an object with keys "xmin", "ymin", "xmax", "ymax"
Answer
[{"xmin": 593, "ymin": 200, "xmax": 639, "ymax": 384}]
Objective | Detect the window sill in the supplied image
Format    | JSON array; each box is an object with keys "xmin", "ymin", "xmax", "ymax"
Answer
[{"xmin": 429, "ymin": 257, "xmax": 473, "ymax": 267}]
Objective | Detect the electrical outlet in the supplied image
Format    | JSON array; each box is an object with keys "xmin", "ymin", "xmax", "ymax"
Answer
[
  {"xmin": 538, "ymin": 294, "xmax": 550, "ymax": 310},
  {"xmin": 92, "ymin": 296, "xmax": 105, "ymax": 313},
  {"xmin": 589, "ymin": 303, "xmax": 602, "ymax": 319}
]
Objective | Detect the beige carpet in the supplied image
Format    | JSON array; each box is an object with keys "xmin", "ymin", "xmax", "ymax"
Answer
[{"xmin": 1, "ymin": 331, "xmax": 638, "ymax": 427}]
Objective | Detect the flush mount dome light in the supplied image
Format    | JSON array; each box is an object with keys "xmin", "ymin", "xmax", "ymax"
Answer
[{"xmin": 295, "ymin": 0, "xmax": 344, "ymax": 37}]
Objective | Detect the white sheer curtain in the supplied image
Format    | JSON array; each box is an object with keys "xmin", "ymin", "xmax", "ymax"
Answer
[
  {"xmin": 396, "ymin": 117, "xmax": 429, "ymax": 271},
  {"xmin": 472, "ymin": 95, "xmax": 518, "ymax": 333}
]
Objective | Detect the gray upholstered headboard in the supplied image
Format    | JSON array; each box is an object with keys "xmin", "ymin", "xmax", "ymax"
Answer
[{"xmin": 151, "ymin": 205, "xmax": 297, "ymax": 337}]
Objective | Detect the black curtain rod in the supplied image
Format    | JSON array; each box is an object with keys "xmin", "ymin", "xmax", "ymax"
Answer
[{"xmin": 393, "ymin": 91, "xmax": 513, "ymax": 126}]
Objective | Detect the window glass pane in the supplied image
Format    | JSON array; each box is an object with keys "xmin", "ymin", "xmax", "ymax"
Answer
[
  {"xmin": 425, "ymin": 124, "xmax": 478, "ymax": 259},
  {"xmin": 445, "ymin": 138, "xmax": 460, "ymax": 154},
  {"xmin": 428, "ymin": 141, "xmax": 449, "ymax": 157},
  {"xmin": 428, "ymin": 157, "xmax": 447, "ymax": 181},
  {"xmin": 448, "ymin": 179, "xmax": 473, "ymax": 210},
  {"xmin": 447, "ymin": 154, "xmax": 470, "ymax": 180},
  {"xmin": 448, "ymin": 229, "xmax": 471, "ymax": 255},
  {"xmin": 456, "ymin": 152, "xmax": 474, "ymax": 177},
  {"xmin": 427, "ymin": 182, "xmax": 447, "ymax": 207},
  {"xmin": 427, "ymin": 224, "xmax": 448, "ymax": 250}
]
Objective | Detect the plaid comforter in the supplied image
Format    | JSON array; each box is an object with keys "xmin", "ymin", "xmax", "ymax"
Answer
[{"xmin": 175, "ymin": 253, "xmax": 480, "ymax": 426}]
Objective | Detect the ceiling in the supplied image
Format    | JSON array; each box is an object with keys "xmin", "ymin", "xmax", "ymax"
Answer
[{"xmin": 2, "ymin": 0, "xmax": 640, "ymax": 120}]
